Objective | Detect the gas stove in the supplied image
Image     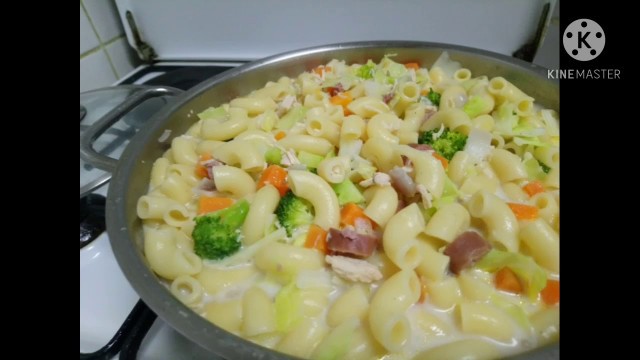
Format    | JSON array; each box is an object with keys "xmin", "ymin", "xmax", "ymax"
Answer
[
  {"xmin": 81, "ymin": 1, "xmax": 559, "ymax": 358},
  {"xmin": 80, "ymin": 62, "xmax": 242, "ymax": 360}
]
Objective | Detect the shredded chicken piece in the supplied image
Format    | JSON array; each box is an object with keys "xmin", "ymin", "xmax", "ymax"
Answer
[
  {"xmin": 416, "ymin": 184, "xmax": 433, "ymax": 209},
  {"xmin": 277, "ymin": 95, "xmax": 297, "ymax": 116},
  {"xmin": 424, "ymin": 105, "xmax": 438, "ymax": 113},
  {"xmin": 280, "ymin": 95, "xmax": 296, "ymax": 110},
  {"xmin": 373, "ymin": 172, "xmax": 391, "ymax": 186},
  {"xmin": 280, "ymin": 149, "xmax": 300, "ymax": 166},
  {"xmin": 358, "ymin": 172, "xmax": 391, "ymax": 188},
  {"xmin": 360, "ymin": 172, "xmax": 388, "ymax": 187},
  {"xmin": 358, "ymin": 178, "xmax": 374, "ymax": 188},
  {"xmin": 325, "ymin": 255, "xmax": 382, "ymax": 283},
  {"xmin": 389, "ymin": 166, "xmax": 417, "ymax": 197}
]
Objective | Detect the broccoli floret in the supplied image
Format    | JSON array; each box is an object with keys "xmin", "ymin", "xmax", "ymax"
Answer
[
  {"xmin": 275, "ymin": 191, "xmax": 314, "ymax": 236},
  {"xmin": 427, "ymin": 88, "xmax": 441, "ymax": 106},
  {"xmin": 418, "ymin": 128, "xmax": 468, "ymax": 161},
  {"xmin": 192, "ymin": 200, "xmax": 250, "ymax": 260}
]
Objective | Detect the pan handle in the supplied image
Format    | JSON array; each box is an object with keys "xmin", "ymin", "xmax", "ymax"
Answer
[{"xmin": 80, "ymin": 86, "xmax": 183, "ymax": 173}]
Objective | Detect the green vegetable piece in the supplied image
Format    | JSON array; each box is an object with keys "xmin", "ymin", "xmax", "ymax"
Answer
[
  {"xmin": 265, "ymin": 147, "xmax": 282, "ymax": 165},
  {"xmin": 476, "ymin": 249, "xmax": 548, "ymax": 300},
  {"xmin": 418, "ymin": 128, "xmax": 468, "ymax": 161},
  {"xmin": 311, "ymin": 318, "xmax": 359, "ymax": 360},
  {"xmin": 427, "ymin": 88, "xmax": 441, "ymax": 106},
  {"xmin": 197, "ymin": 106, "xmax": 227, "ymax": 120},
  {"xmin": 356, "ymin": 60, "xmax": 376, "ymax": 79},
  {"xmin": 523, "ymin": 155, "xmax": 546, "ymax": 181},
  {"xmin": 275, "ymin": 282, "xmax": 303, "ymax": 332},
  {"xmin": 430, "ymin": 176, "xmax": 460, "ymax": 212},
  {"xmin": 275, "ymin": 191, "xmax": 314, "ymax": 236},
  {"xmin": 463, "ymin": 95, "xmax": 488, "ymax": 118},
  {"xmin": 540, "ymin": 162, "xmax": 551, "ymax": 174},
  {"xmin": 385, "ymin": 61, "xmax": 407, "ymax": 79},
  {"xmin": 260, "ymin": 110, "xmax": 278, "ymax": 132},
  {"xmin": 298, "ymin": 151, "xmax": 325, "ymax": 169},
  {"xmin": 192, "ymin": 200, "xmax": 250, "ymax": 260},
  {"xmin": 332, "ymin": 179, "xmax": 365, "ymax": 205}
]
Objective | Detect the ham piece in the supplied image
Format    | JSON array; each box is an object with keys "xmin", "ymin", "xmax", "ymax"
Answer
[
  {"xmin": 443, "ymin": 231, "xmax": 492, "ymax": 274},
  {"xmin": 327, "ymin": 228, "xmax": 378, "ymax": 258},
  {"xmin": 408, "ymin": 143, "xmax": 434, "ymax": 152}
]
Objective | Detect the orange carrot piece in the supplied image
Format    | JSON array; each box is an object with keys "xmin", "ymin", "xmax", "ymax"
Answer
[
  {"xmin": 420, "ymin": 88, "xmax": 430, "ymax": 96},
  {"xmin": 312, "ymin": 65, "xmax": 331, "ymax": 76},
  {"xmin": 198, "ymin": 197, "xmax": 234, "ymax": 215},
  {"xmin": 432, "ymin": 152, "xmax": 449, "ymax": 169},
  {"xmin": 404, "ymin": 62, "xmax": 420, "ymax": 70},
  {"xmin": 257, "ymin": 164, "xmax": 289, "ymax": 197},
  {"xmin": 418, "ymin": 275, "xmax": 429, "ymax": 303},
  {"xmin": 304, "ymin": 224, "xmax": 328, "ymax": 254},
  {"xmin": 523, "ymin": 180, "xmax": 545, "ymax": 197},
  {"xmin": 330, "ymin": 92, "xmax": 353, "ymax": 109},
  {"xmin": 195, "ymin": 154, "xmax": 213, "ymax": 178},
  {"xmin": 495, "ymin": 267, "xmax": 523, "ymax": 294},
  {"xmin": 507, "ymin": 203, "xmax": 539, "ymax": 220},
  {"xmin": 541, "ymin": 279, "xmax": 560, "ymax": 306},
  {"xmin": 340, "ymin": 203, "xmax": 371, "ymax": 227},
  {"xmin": 275, "ymin": 131, "xmax": 286, "ymax": 140}
]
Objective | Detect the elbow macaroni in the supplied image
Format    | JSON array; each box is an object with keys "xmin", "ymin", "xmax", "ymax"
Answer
[{"xmin": 136, "ymin": 54, "xmax": 559, "ymax": 359}]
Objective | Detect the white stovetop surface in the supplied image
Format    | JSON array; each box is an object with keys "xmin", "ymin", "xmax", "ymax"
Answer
[
  {"xmin": 79, "ymin": 187, "xmax": 222, "ymax": 359},
  {"xmin": 80, "ymin": 229, "xmax": 138, "ymax": 353},
  {"xmin": 81, "ymin": 234, "xmax": 212, "ymax": 359}
]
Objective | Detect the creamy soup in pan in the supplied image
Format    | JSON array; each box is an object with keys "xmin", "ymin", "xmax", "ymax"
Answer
[{"xmin": 137, "ymin": 53, "xmax": 559, "ymax": 360}]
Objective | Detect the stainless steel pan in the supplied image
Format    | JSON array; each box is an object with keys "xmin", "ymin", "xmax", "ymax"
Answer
[{"xmin": 80, "ymin": 41, "xmax": 559, "ymax": 360}]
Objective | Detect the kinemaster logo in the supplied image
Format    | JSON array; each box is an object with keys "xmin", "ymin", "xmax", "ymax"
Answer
[
  {"xmin": 563, "ymin": 19, "xmax": 605, "ymax": 61},
  {"xmin": 548, "ymin": 18, "xmax": 620, "ymax": 80}
]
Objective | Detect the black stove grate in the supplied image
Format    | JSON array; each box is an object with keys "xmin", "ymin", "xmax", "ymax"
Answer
[{"xmin": 120, "ymin": 65, "xmax": 236, "ymax": 90}]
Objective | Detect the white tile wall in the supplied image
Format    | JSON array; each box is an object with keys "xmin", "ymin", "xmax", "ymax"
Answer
[
  {"xmin": 106, "ymin": 38, "xmax": 139, "ymax": 79},
  {"xmin": 80, "ymin": 0, "xmax": 140, "ymax": 92},
  {"xmin": 80, "ymin": 50, "xmax": 117, "ymax": 92},
  {"xmin": 83, "ymin": 0, "xmax": 124, "ymax": 42},
  {"xmin": 80, "ymin": 7, "xmax": 99, "ymax": 55}
]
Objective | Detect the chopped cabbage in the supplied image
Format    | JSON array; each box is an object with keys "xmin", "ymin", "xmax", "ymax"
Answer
[
  {"xmin": 276, "ymin": 105, "xmax": 307, "ymax": 130},
  {"xmin": 311, "ymin": 318, "xmax": 359, "ymax": 360},
  {"xmin": 476, "ymin": 249, "xmax": 548, "ymax": 300},
  {"xmin": 275, "ymin": 282, "xmax": 303, "ymax": 332},
  {"xmin": 464, "ymin": 128, "xmax": 494, "ymax": 164},
  {"xmin": 197, "ymin": 106, "xmax": 227, "ymax": 120},
  {"xmin": 431, "ymin": 51, "xmax": 462, "ymax": 79}
]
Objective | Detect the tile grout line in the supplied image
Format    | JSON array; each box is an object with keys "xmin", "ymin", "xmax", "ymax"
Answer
[
  {"xmin": 81, "ymin": 35, "xmax": 126, "ymax": 59},
  {"xmin": 81, "ymin": 0, "xmax": 121, "ymax": 79}
]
